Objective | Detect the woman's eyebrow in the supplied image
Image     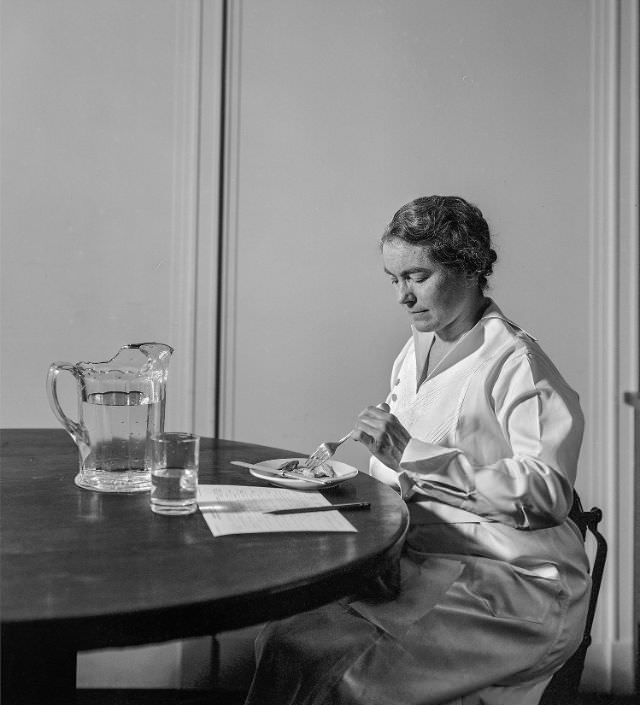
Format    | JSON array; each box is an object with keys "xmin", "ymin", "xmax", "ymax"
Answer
[{"xmin": 383, "ymin": 266, "xmax": 431, "ymax": 276}]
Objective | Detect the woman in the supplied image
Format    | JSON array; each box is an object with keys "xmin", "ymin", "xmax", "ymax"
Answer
[{"xmin": 244, "ymin": 196, "xmax": 590, "ymax": 705}]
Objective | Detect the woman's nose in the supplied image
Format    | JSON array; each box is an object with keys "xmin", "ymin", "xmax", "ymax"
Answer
[{"xmin": 397, "ymin": 282, "xmax": 416, "ymax": 306}]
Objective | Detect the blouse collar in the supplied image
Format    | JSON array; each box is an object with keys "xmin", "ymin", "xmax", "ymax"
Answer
[{"xmin": 411, "ymin": 299, "xmax": 535, "ymax": 386}]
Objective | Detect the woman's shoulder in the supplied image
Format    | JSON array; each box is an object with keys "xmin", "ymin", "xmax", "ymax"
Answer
[
  {"xmin": 478, "ymin": 311, "xmax": 533, "ymax": 368},
  {"xmin": 481, "ymin": 301, "xmax": 536, "ymax": 344},
  {"xmin": 481, "ymin": 302, "xmax": 557, "ymax": 362},
  {"xmin": 481, "ymin": 315, "xmax": 579, "ymax": 399}
]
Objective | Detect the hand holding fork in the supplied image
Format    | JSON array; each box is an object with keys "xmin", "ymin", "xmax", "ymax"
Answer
[{"xmin": 306, "ymin": 402, "xmax": 405, "ymax": 470}]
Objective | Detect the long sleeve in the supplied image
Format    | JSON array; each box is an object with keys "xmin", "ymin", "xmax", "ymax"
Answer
[{"xmin": 397, "ymin": 350, "xmax": 584, "ymax": 529}]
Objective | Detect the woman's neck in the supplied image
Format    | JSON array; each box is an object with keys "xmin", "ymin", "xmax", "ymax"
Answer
[{"xmin": 436, "ymin": 295, "xmax": 490, "ymax": 344}]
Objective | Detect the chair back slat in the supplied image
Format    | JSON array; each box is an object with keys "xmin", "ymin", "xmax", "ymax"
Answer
[
  {"xmin": 539, "ymin": 491, "xmax": 607, "ymax": 705},
  {"xmin": 582, "ymin": 507, "xmax": 607, "ymax": 637}
]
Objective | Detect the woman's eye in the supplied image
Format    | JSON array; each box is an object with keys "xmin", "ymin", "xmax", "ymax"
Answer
[
  {"xmin": 390, "ymin": 279, "xmax": 398, "ymax": 286},
  {"xmin": 411, "ymin": 275, "xmax": 428, "ymax": 283}
]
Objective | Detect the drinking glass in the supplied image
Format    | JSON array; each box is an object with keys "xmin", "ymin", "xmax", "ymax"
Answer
[{"xmin": 150, "ymin": 432, "xmax": 200, "ymax": 515}]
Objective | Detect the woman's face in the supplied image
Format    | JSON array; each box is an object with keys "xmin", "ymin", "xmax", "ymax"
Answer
[{"xmin": 382, "ymin": 238, "xmax": 482, "ymax": 339}]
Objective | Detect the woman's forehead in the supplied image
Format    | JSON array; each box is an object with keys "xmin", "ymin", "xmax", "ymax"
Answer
[{"xmin": 382, "ymin": 239, "xmax": 435, "ymax": 269}]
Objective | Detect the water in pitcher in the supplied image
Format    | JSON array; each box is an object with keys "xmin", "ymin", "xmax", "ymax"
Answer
[{"xmin": 79, "ymin": 390, "xmax": 161, "ymax": 492}]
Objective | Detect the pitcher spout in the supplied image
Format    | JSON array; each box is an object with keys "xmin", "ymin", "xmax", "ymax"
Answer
[{"xmin": 125, "ymin": 342, "xmax": 174, "ymax": 377}]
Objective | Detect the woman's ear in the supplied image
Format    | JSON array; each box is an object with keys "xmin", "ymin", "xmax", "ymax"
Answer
[{"xmin": 464, "ymin": 271, "xmax": 480, "ymax": 288}]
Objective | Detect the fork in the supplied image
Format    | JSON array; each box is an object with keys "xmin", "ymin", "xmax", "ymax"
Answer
[{"xmin": 306, "ymin": 432, "xmax": 352, "ymax": 469}]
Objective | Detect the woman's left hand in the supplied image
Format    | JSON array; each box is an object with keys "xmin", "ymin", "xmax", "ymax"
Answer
[{"xmin": 352, "ymin": 403, "xmax": 411, "ymax": 470}]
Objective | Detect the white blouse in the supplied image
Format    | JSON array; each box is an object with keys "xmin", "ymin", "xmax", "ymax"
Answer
[{"xmin": 369, "ymin": 300, "xmax": 589, "ymax": 580}]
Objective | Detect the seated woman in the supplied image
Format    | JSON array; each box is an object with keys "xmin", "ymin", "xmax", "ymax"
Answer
[{"xmin": 244, "ymin": 195, "xmax": 590, "ymax": 705}]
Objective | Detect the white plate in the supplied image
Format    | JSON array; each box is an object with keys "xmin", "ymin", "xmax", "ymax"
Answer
[{"xmin": 249, "ymin": 458, "xmax": 358, "ymax": 491}]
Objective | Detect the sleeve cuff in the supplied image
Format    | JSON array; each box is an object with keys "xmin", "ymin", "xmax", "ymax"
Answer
[
  {"xmin": 398, "ymin": 439, "xmax": 473, "ymax": 499},
  {"xmin": 400, "ymin": 438, "xmax": 461, "ymax": 470}
]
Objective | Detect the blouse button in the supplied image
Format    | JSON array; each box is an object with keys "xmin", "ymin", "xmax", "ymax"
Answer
[
  {"xmin": 391, "ymin": 393, "xmax": 397, "ymax": 402},
  {"xmin": 394, "ymin": 378, "xmax": 400, "ymax": 386}
]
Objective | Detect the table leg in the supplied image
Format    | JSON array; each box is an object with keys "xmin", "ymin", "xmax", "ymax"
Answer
[{"xmin": 1, "ymin": 630, "xmax": 77, "ymax": 705}]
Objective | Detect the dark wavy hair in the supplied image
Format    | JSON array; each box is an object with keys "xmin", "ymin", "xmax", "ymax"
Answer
[{"xmin": 380, "ymin": 195, "xmax": 497, "ymax": 290}]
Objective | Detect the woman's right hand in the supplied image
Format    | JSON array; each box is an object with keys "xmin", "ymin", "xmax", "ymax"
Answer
[{"xmin": 352, "ymin": 403, "xmax": 410, "ymax": 471}]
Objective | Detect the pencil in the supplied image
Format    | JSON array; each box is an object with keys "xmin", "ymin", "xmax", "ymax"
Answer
[{"xmin": 266, "ymin": 502, "xmax": 371, "ymax": 515}]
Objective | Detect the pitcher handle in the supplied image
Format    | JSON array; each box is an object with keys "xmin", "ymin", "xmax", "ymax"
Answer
[{"xmin": 46, "ymin": 362, "xmax": 87, "ymax": 445}]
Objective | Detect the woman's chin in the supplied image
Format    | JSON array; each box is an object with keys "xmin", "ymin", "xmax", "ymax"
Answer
[{"xmin": 411, "ymin": 319, "xmax": 435, "ymax": 333}]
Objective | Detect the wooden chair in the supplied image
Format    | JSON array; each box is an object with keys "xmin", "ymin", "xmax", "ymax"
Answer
[{"xmin": 539, "ymin": 491, "xmax": 608, "ymax": 705}]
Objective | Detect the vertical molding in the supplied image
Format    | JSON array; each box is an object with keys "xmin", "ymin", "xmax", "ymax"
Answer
[
  {"xmin": 584, "ymin": 0, "xmax": 618, "ymax": 689},
  {"xmin": 583, "ymin": 0, "xmax": 639, "ymax": 693},
  {"xmin": 217, "ymin": 0, "xmax": 243, "ymax": 440},
  {"xmin": 585, "ymin": 0, "xmax": 619, "ymax": 565},
  {"xmin": 193, "ymin": 0, "xmax": 224, "ymax": 437},
  {"xmin": 168, "ymin": 0, "xmax": 229, "ymax": 686},
  {"xmin": 168, "ymin": 0, "xmax": 202, "ymax": 432},
  {"xmin": 615, "ymin": 0, "xmax": 640, "ymax": 692}
]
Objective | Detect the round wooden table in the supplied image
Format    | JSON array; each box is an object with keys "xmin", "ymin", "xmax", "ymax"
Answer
[{"xmin": 0, "ymin": 429, "xmax": 408, "ymax": 704}]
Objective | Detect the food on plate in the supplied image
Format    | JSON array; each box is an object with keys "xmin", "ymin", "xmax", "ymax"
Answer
[{"xmin": 277, "ymin": 459, "xmax": 336, "ymax": 479}]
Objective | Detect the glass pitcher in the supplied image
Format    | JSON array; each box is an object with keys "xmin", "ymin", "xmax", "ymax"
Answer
[{"xmin": 47, "ymin": 343, "xmax": 173, "ymax": 493}]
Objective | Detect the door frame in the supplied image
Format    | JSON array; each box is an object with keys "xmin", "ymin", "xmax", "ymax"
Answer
[{"xmin": 582, "ymin": 0, "xmax": 638, "ymax": 693}]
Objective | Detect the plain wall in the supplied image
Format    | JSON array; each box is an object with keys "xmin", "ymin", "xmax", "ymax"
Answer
[
  {"xmin": 224, "ymin": 0, "xmax": 591, "ymax": 475},
  {"xmin": 1, "ymin": 0, "xmax": 183, "ymax": 423}
]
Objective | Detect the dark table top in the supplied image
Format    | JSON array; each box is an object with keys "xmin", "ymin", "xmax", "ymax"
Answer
[{"xmin": 0, "ymin": 429, "xmax": 408, "ymax": 652}]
